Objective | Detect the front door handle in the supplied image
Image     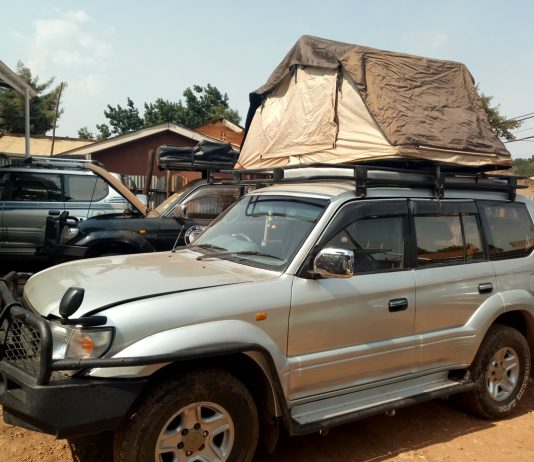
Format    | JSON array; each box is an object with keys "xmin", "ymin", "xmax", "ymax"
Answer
[
  {"xmin": 478, "ymin": 282, "xmax": 493, "ymax": 294},
  {"xmin": 389, "ymin": 298, "xmax": 408, "ymax": 312}
]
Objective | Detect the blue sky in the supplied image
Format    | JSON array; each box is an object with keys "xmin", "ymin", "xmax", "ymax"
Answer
[{"xmin": 2, "ymin": 0, "xmax": 533, "ymax": 158}]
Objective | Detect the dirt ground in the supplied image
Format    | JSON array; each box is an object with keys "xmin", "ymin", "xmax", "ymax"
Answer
[{"xmin": 2, "ymin": 380, "xmax": 534, "ymax": 462}]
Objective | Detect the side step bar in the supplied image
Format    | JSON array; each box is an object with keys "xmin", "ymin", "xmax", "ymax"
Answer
[{"xmin": 289, "ymin": 372, "xmax": 474, "ymax": 435}]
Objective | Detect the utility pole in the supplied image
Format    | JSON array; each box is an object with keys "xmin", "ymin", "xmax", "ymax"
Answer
[{"xmin": 50, "ymin": 82, "xmax": 65, "ymax": 156}]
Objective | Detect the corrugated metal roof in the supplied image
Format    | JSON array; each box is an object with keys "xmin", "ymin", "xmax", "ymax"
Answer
[{"xmin": 0, "ymin": 134, "xmax": 93, "ymax": 157}]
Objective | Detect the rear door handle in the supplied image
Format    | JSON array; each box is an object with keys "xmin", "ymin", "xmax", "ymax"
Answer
[
  {"xmin": 478, "ymin": 283, "xmax": 493, "ymax": 294},
  {"xmin": 389, "ymin": 298, "xmax": 408, "ymax": 312}
]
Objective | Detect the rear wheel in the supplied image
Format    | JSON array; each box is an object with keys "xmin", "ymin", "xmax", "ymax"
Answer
[
  {"xmin": 464, "ymin": 324, "xmax": 530, "ymax": 419},
  {"xmin": 114, "ymin": 369, "xmax": 259, "ymax": 462}
]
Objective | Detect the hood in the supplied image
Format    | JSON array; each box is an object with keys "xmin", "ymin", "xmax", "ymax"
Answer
[
  {"xmin": 24, "ymin": 250, "xmax": 264, "ymax": 318},
  {"xmin": 84, "ymin": 163, "xmax": 148, "ymax": 216}
]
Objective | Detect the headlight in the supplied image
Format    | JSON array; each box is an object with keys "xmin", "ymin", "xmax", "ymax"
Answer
[
  {"xmin": 51, "ymin": 323, "xmax": 114, "ymax": 360},
  {"xmin": 60, "ymin": 225, "xmax": 79, "ymax": 243}
]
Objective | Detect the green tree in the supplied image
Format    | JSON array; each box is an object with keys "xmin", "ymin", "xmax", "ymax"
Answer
[
  {"xmin": 143, "ymin": 98, "xmax": 181, "ymax": 126},
  {"xmin": 478, "ymin": 86, "xmax": 522, "ymax": 141},
  {"xmin": 178, "ymin": 84, "xmax": 241, "ymax": 127},
  {"xmin": 96, "ymin": 123, "xmax": 111, "ymax": 140},
  {"xmin": 77, "ymin": 126, "xmax": 94, "ymax": 140},
  {"xmin": 81, "ymin": 84, "xmax": 241, "ymax": 139},
  {"xmin": 102, "ymin": 97, "xmax": 144, "ymax": 135},
  {"xmin": 0, "ymin": 62, "xmax": 64, "ymax": 134},
  {"xmin": 512, "ymin": 156, "xmax": 534, "ymax": 177}
]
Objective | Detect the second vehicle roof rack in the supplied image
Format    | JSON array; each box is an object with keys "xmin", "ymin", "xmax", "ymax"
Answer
[{"xmin": 19, "ymin": 156, "xmax": 103, "ymax": 169}]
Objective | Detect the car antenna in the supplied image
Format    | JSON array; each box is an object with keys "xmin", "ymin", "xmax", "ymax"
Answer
[{"xmin": 171, "ymin": 224, "xmax": 186, "ymax": 252}]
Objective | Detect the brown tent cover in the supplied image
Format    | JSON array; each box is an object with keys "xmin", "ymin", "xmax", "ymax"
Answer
[{"xmin": 239, "ymin": 35, "xmax": 511, "ymax": 170}]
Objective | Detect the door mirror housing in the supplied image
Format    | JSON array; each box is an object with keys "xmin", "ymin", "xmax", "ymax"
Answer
[
  {"xmin": 313, "ymin": 248, "xmax": 354, "ymax": 278},
  {"xmin": 173, "ymin": 204, "xmax": 188, "ymax": 220}
]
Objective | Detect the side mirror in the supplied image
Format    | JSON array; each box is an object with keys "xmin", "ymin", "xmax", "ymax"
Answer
[
  {"xmin": 313, "ymin": 248, "xmax": 354, "ymax": 278},
  {"xmin": 59, "ymin": 287, "xmax": 85, "ymax": 322},
  {"xmin": 173, "ymin": 204, "xmax": 188, "ymax": 220}
]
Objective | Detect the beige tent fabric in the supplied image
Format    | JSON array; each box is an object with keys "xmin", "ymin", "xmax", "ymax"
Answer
[
  {"xmin": 238, "ymin": 70, "xmax": 507, "ymax": 169},
  {"xmin": 260, "ymin": 67, "xmax": 338, "ymax": 158},
  {"xmin": 239, "ymin": 36, "xmax": 512, "ymax": 171}
]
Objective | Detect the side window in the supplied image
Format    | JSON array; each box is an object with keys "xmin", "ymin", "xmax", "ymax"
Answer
[
  {"xmin": 65, "ymin": 175, "xmax": 108, "ymax": 202},
  {"xmin": 324, "ymin": 201, "xmax": 407, "ymax": 273},
  {"xmin": 9, "ymin": 172, "xmax": 62, "ymax": 202},
  {"xmin": 413, "ymin": 201, "xmax": 484, "ymax": 267},
  {"xmin": 184, "ymin": 186, "xmax": 241, "ymax": 219},
  {"xmin": 478, "ymin": 201, "xmax": 534, "ymax": 260}
]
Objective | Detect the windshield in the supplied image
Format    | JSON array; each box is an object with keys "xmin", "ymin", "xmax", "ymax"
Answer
[
  {"xmin": 152, "ymin": 180, "xmax": 205, "ymax": 216},
  {"xmin": 191, "ymin": 194, "xmax": 327, "ymax": 269}
]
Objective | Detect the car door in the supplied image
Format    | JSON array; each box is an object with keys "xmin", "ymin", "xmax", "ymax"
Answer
[
  {"xmin": 2, "ymin": 171, "xmax": 64, "ymax": 252},
  {"xmin": 411, "ymin": 199, "xmax": 498, "ymax": 371},
  {"xmin": 288, "ymin": 199, "xmax": 416, "ymax": 400}
]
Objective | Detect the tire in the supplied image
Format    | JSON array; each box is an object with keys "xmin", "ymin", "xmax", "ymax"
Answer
[
  {"xmin": 114, "ymin": 369, "xmax": 259, "ymax": 462},
  {"xmin": 464, "ymin": 324, "xmax": 530, "ymax": 419}
]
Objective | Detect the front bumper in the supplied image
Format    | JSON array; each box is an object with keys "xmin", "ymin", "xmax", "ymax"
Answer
[
  {"xmin": 0, "ymin": 361, "xmax": 147, "ymax": 437},
  {"xmin": 47, "ymin": 243, "xmax": 89, "ymax": 261},
  {"xmin": 0, "ymin": 271, "xmax": 147, "ymax": 437}
]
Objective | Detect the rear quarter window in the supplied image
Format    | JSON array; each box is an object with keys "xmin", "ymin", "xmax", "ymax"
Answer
[
  {"xmin": 65, "ymin": 175, "xmax": 109, "ymax": 202},
  {"xmin": 478, "ymin": 201, "xmax": 534, "ymax": 260}
]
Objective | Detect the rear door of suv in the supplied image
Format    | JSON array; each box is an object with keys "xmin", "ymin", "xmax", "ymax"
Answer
[{"xmin": 411, "ymin": 199, "xmax": 498, "ymax": 371}]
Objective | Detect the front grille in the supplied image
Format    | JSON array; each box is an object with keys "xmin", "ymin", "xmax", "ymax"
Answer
[{"xmin": 3, "ymin": 318, "xmax": 42, "ymax": 377}]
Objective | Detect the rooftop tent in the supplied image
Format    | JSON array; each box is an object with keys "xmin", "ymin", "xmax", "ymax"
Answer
[{"xmin": 238, "ymin": 36, "xmax": 511, "ymax": 170}]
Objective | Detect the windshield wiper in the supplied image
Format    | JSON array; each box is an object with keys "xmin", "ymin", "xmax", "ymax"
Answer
[{"xmin": 196, "ymin": 250, "xmax": 285, "ymax": 261}]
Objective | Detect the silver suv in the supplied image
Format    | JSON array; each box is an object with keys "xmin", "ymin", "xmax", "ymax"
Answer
[
  {"xmin": 1, "ymin": 164, "xmax": 534, "ymax": 462},
  {"xmin": 0, "ymin": 157, "xmax": 128, "ymax": 256}
]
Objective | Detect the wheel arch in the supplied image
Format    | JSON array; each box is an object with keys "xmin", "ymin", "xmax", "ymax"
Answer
[
  {"xmin": 152, "ymin": 352, "xmax": 281, "ymax": 415},
  {"xmin": 492, "ymin": 309, "xmax": 534, "ymax": 376}
]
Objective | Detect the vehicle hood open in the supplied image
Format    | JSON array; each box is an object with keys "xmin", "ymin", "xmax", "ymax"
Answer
[
  {"xmin": 84, "ymin": 163, "xmax": 148, "ymax": 216},
  {"xmin": 24, "ymin": 250, "xmax": 266, "ymax": 318}
]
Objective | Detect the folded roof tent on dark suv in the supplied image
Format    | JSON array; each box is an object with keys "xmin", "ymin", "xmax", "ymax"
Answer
[{"xmin": 45, "ymin": 141, "xmax": 248, "ymax": 261}]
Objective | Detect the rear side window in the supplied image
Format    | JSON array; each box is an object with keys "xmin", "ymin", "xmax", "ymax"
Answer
[
  {"xmin": 478, "ymin": 201, "xmax": 534, "ymax": 260},
  {"xmin": 65, "ymin": 175, "xmax": 108, "ymax": 202},
  {"xmin": 9, "ymin": 172, "xmax": 62, "ymax": 202},
  {"xmin": 413, "ymin": 201, "xmax": 484, "ymax": 267}
]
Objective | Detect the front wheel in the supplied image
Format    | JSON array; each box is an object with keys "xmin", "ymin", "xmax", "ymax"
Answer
[
  {"xmin": 114, "ymin": 369, "xmax": 259, "ymax": 462},
  {"xmin": 464, "ymin": 324, "xmax": 530, "ymax": 419}
]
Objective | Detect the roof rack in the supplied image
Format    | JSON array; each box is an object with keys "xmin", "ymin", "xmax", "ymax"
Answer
[
  {"xmin": 22, "ymin": 156, "xmax": 103, "ymax": 169},
  {"xmin": 224, "ymin": 163, "xmax": 526, "ymax": 201}
]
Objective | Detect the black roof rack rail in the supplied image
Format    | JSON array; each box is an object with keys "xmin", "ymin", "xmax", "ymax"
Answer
[
  {"xmin": 222, "ymin": 163, "xmax": 526, "ymax": 201},
  {"xmin": 4, "ymin": 156, "xmax": 104, "ymax": 169}
]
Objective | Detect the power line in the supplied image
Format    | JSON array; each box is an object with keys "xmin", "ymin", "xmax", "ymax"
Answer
[
  {"xmin": 505, "ymin": 135, "xmax": 534, "ymax": 143},
  {"xmin": 512, "ymin": 126, "xmax": 534, "ymax": 134},
  {"xmin": 510, "ymin": 111, "xmax": 534, "ymax": 120}
]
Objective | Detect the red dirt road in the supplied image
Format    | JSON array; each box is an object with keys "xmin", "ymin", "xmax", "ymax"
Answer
[{"xmin": 2, "ymin": 380, "xmax": 534, "ymax": 462}]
